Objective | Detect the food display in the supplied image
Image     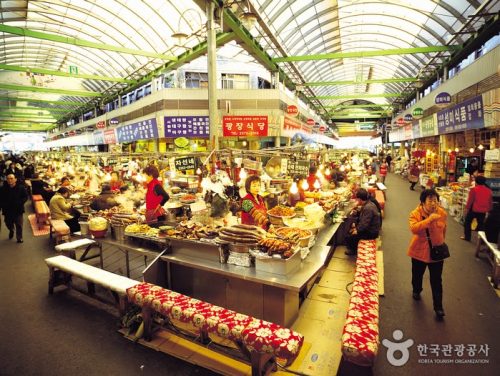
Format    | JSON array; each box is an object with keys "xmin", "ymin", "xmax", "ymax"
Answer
[
  {"xmin": 268, "ymin": 205, "xmax": 295, "ymax": 217},
  {"xmin": 257, "ymin": 238, "xmax": 294, "ymax": 258},
  {"xmin": 125, "ymin": 223, "xmax": 151, "ymax": 234},
  {"xmin": 180, "ymin": 193, "xmax": 197, "ymax": 204},
  {"xmin": 218, "ymin": 224, "xmax": 266, "ymax": 244},
  {"xmin": 274, "ymin": 227, "xmax": 311, "ymax": 242}
]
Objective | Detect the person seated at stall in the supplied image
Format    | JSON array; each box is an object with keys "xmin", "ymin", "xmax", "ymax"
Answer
[
  {"xmin": 49, "ymin": 187, "xmax": 80, "ymax": 233},
  {"xmin": 90, "ymin": 184, "xmax": 119, "ymax": 211},
  {"xmin": 109, "ymin": 171, "xmax": 124, "ymax": 192},
  {"xmin": 30, "ymin": 173, "xmax": 54, "ymax": 204},
  {"xmin": 345, "ymin": 188, "xmax": 381, "ymax": 256},
  {"xmin": 241, "ymin": 175, "xmax": 269, "ymax": 229},
  {"xmin": 59, "ymin": 176, "xmax": 75, "ymax": 193}
]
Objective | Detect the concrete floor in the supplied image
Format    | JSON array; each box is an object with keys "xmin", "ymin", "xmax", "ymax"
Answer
[{"xmin": 1, "ymin": 172, "xmax": 498, "ymax": 376}]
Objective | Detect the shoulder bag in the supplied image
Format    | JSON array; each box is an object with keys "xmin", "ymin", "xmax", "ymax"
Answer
[{"xmin": 424, "ymin": 224, "xmax": 450, "ymax": 261}]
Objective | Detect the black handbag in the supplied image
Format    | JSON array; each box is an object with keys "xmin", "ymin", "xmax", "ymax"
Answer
[{"xmin": 425, "ymin": 226, "xmax": 450, "ymax": 261}]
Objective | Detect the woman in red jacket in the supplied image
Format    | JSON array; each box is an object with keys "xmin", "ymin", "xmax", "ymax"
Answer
[
  {"xmin": 408, "ymin": 189, "xmax": 447, "ymax": 319},
  {"xmin": 241, "ymin": 175, "xmax": 269, "ymax": 229},
  {"xmin": 143, "ymin": 166, "xmax": 170, "ymax": 222},
  {"xmin": 461, "ymin": 175, "xmax": 493, "ymax": 241}
]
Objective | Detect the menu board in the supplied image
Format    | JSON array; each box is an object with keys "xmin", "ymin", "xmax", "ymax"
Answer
[
  {"xmin": 93, "ymin": 130, "xmax": 104, "ymax": 145},
  {"xmin": 174, "ymin": 156, "xmax": 196, "ymax": 171},
  {"xmin": 116, "ymin": 118, "xmax": 158, "ymax": 143},
  {"xmin": 286, "ymin": 159, "xmax": 309, "ymax": 176},
  {"xmin": 421, "ymin": 114, "xmax": 437, "ymax": 137},
  {"xmin": 436, "ymin": 95, "xmax": 484, "ymax": 135},
  {"xmin": 164, "ymin": 116, "xmax": 209, "ymax": 138},
  {"xmin": 104, "ymin": 129, "xmax": 117, "ymax": 144}
]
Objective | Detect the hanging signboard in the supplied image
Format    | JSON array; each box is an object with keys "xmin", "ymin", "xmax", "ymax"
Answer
[
  {"xmin": 116, "ymin": 118, "xmax": 158, "ymax": 143},
  {"xmin": 404, "ymin": 114, "xmax": 413, "ymax": 122},
  {"xmin": 396, "ymin": 118, "xmax": 405, "ymax": 126},
  {"xmin": 174, "ymin": 156, "xmax": 196, "ymax": 171},
  {"xmin": 435, "ymin": 92, "xmax": 452, "ymax": 107},
  {"xmin": 319, "ymin": 125, "xmax": 326, "ymax": 132},
  {"xmin": 96, "ymin": 120, "xmax": 106, "ymax": 129},
  {"xmin": 436, "ymin": 95, "xmax": 484, "ymax": 135},
  {"xmin": 222, "ymin": 116, "xmax": 268, "ymax": 137},
  {"xmin": 164, "ymin": 116, "xmax": 209, "ymax": 138},
  {"xmin": 412, "ymin": 121, "xmax": 421, "ymax": 139},
  {"xmin": 403, "ymin": 124, "xmax": 413, "ymax": 140},
  {"xmin": 93, "ymin": 130, "xmax": 104, "ymax": 145},
  {"xmin": 109, "ymin": 118, "xmax": 119, "ymax": 126},
  {"xmin": 306, "ymin": 118, "xmax": 315, "ymax": 126},
  {"xmin": 286, "ymin": 159, "xmax": 310, "ymax": 176},
  {"xmin": 104, "ymin": 129, "xmax": 117, "ymax": 144},
  {"xmin": 420, "ymin": 114, "xmax": 437, "ymax": 137},
  {"xmin": 286, "ymin": 105, "xmax": 299, "ymax": 117},
  {"xmin": 282, "ymin": 116, "xmax": 302, "ymax": 137},
  {"xmin": 412, "ymin": 107, "xmax": 424, "ymax": 119}
]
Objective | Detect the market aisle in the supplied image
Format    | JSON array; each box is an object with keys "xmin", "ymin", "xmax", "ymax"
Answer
[
  {"xmin": 373, "ymin": 173, "xmax": 500, "ymax": 376},
  {"xmin": 0, "ymin": 210, "xmax": 218, "ymax": 376}
]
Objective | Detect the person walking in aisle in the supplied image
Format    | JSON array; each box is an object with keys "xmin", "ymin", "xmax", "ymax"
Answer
[
  {"xmin": 0, "ymin": 174, "xmax": 29, "ymax": 243},
  {"xmin": 408, "ymin": 189, "xmax": 447, "ymax": 319},
  {"xmin": 461, "ymin": 175, "xmax": 493, "ymax": 241},
  {"xmin": 408, "ymin": 162, "xmax": 420, "ymax": 190},
  {"xmin": 379, "ymin": 161, "xmax": 388, "ymax": 184}
]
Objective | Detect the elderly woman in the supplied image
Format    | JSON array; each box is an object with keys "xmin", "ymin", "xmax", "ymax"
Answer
[
  {"xmin": 143, "ymin": 165, "xmax": 170, "ymax": 222},
  {"xmin": 408, "ymin": 189, "xmax": 448, "ymax": 319}
]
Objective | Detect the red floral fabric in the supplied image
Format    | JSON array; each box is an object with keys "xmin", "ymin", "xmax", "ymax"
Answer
[
  {"xmin": 125, "ymin": 282, "xmax": 304, "ymax": 363},
  {"xmin": 341, "ymin": 239, "xmax": 379, "ymax": 366}
]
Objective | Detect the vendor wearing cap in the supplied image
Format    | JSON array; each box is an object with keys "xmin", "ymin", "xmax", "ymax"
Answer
[{"xmin": 241, "ymin": 175, "xmax": 269, "ymax": 229}]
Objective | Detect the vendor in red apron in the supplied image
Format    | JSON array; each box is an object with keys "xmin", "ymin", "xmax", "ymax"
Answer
[
  {"xmin": 241, "ymin": 175, "xmax": 269, "ymax": 229},
  {"xmin": 143, "ymin": 165, "xmax": 170, "ymax": 222}
]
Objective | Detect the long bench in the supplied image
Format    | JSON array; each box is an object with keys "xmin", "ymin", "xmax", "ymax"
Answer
[
  {"xmin": 340, "ymin": 239, "xmax": 379, "ymax": 368},
  {"xmin": 33, "ymin": 199, "xmax": 71, "ymax": 243},
  {"xmin": 475, "ymin": 231, "xmax": 500, "ymax": 288},
  {"xmin": 127, "ymin": 282, "xmax": 305, "ymax": 376},
  {"xmin": 45, "ymin": 255, "xmax": 139, "ymax": 315},
  {"xmin": 34, "ymin": 200, "xmax": 50, "ymax": 229}
]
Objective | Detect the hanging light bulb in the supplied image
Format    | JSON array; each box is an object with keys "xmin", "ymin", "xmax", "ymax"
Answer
[
  {"xmin": 316, "ymin": 170, "xmax": 323, "ymax": 179},
  {"xmin": 196, "ymin": 167, "xmax": 202, "ymax": 175},
  {"xmin": 290, "ymin": 182, "xmax": 298, "ymax": 194},
  {"xmin": 301, "ymin": 180, "xmax": 309, "ymax": 190},
  {"xmin": 469, "ymin": 147, "xmax": 475, "ymax": 153},
  {"xmin": 313, "ymin": 179, "xmax": 321, "ymax": 190},
  {"xmin": 319, "ymin": 164, "xmax": 324, "ymax": 170},
  {"xmin": 447, "ymin": 149, "xmax": 452, "ymax": 153},
  {"xmin": 239, "ymin": 168, "xmax": 247, "ymax": 180},
  {"xmin": 478, "ymin": 144, "xmax": 484, "ymax": 150},
  {"xmin": 339, "ymin": 165, "xmax": 345, "ymax": 172},
  {"xmin": 170, "ymin": 170, "xmax": 176, "ymax": 179},
  {"xmin": 104, "ymin": 172, "xmax": 111, "ymax": 181},
  {"xmin": 454, "ymin": 148, "xmax": 459, "ymax": 153},
  {"xmin": 325, "ymin": 167, "xmax": 331, "ymax": 175}
]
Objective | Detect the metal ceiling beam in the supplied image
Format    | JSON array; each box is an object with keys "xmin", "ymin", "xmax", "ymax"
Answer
[
  {"xmin": 0, "ymin": 24, "xmax": 177, "ymax": 61},
  {"xmin": 0, "ymin": 96, "xmax": 84, "ymax": 106},
  {"xmin": 0, "ymin": 83, "xmax": 102, "ymax": 97},
  {"xmin": 0, "ymin": 105, "xmax": 70, "ymax": 112},
  {"xmin": 0, "ymin": 112, "xmax": 59, "ymax": 119},
  {"xmin": 313, "ymin": 93, "xmax": 402, "ymax": 99},
  {"xmin": 0, "ymin": 64, "xmax": 135, "ymax": 84},
  {"xmin": 273, "ymin": 46, "xmax": 459, "ymax": 62},
  {"xmin": 326, "ymin": 104, "xmax": 392, "ymax": 108},
  {"xmin": 304, "ymin": 78, "xmax": 419, "ymax": 86}
]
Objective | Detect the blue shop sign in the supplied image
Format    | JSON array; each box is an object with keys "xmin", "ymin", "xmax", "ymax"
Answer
[
  {"xmin": 116, "ymin": 118, "xmax": 158, "ymax": 143},
  {"xmin": 93, "ymin": 130, "xmax": 104, "ymax": 145},
  {"xmin": 437, "ymin": 96, "xmax": 484, "ymax": 135},
  {"xmin": 164, "ymin": 116, "xmax": 209, "ymax": 138}
]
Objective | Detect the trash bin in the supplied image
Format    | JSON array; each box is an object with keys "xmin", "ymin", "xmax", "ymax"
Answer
[{"xmin": 111, "ymin": 225, "xmax": 125, "ymax": 241}]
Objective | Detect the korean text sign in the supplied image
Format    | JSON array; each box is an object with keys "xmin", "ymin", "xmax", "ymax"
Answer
[
  {"xmin": 174, "ymin": 156, "xmax": 196, "ymax": 171},
  {"xmin": 116, "ymin": 118, "xmax": 158, "ymax": 143},
  {"xmin": 164, "ymin": 116, "xmax": 209, "ymax": 138},
  {"xmin": 222, "ymin": 116, "xmax": 268, "ymax": 137},
  {"xmin": 437, "ymin": 96, "xmax": 484, "ymax": 135}
]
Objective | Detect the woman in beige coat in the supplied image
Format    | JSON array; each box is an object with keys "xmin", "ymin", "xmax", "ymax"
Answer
[{"xmin": 408, "ymin": 189, "xmax": 447, "ymax": 319}]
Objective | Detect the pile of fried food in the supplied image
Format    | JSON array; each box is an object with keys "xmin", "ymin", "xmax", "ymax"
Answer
[
  {"xmin": 257, "ymin": 238, "xmax": 294, "ymax": 258},
  {"xmin": 125, "ymin": 220, "xmax": 220, "ymax": 240},
  {"xmin": 273, "ymin": 227, "xmax": 311, "ymax": 243},
  {"xmin": 218, "ymin": 224, "xmax": 266, "ymax": 244},
  {"xmin": 267, "ymin": 205, "xmax": 295, "ymax": 217}
]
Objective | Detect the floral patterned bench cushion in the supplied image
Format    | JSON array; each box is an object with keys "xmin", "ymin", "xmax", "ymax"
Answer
[
  {"xmin": 126, "ymin": 282, "xmax": 304, "ymax": 363},
  {"xmin": 341, "ymin": 239, "xmax": 379, "ymax": 366}
]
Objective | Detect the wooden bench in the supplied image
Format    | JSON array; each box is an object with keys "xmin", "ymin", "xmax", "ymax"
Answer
[
  {"xmin": 475, "ymin": 231, "xmax": 500, "ymax": 288},
  {"xmin": 45, "ymin": 255, "xmax": 139, "ymax": 315},
  {"xmin": 34, "ymin": 200, "xmax": 50, "ymax": 229},
  {"xmin": 32, "ymin": 194, "xmax": 44, "ymax": 210},
  {"xmin": 55, "ymin": 238, "xmax": 103, "ymax": 267},
  {"xmin": 340, "ymin": 239, "xmax": 379, "ymax": 371},
  {"xmin": 126, "ymin": 282, "xmax": 304, "ymax": 376},
  {"xmin": 49, "ymin": 219, "xmax": 71, "ymax": 244}
]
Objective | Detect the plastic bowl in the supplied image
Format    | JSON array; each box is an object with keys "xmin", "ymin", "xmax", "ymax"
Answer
[{"xmin": 90, "ymin": 229, "xmax": 107, "ymax": 238}]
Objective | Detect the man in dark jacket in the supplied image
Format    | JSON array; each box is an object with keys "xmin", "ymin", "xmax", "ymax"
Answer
[
  {"xmin": 345, "ymin": 188, "xmax": 381, "ymax": 255},
  {"xmin": 0, "ymin": 174, "xmax": 29, "ymax": 243},
  {"xmin": 90, "ymin": 184, "xmax": 119, "ymax": 211}
]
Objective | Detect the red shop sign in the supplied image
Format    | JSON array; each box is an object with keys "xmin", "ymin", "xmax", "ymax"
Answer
[
  {"xmin": 307, "ymin": 118, "xmax": 315, "ymax": 126},
  {"xmin": 397, "ymin": 118, "xmax": 406, "ymax": 126},
  {"xmin": 222, "ymin": 116, "xmax": 268, "ymax": 137},
  {"xmin": 104, "ymin": 129, "xmax": 117, "ymax": 144},
  {"xmin": 319, "ymin": 125, "xmax": 326, "ymax": 132},
  {"xmin": 96, "ymin": 120, "xmax": 106, "ymax": 129},
  {"xmin": 286, "ymin": 105, "xmax": 299, "ymax": 116}
]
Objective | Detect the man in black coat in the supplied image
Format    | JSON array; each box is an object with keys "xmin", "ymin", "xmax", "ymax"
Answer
[
  {"xmin": 0, "ymin": 174, "xmax": 28, "ymax": 243},
  {"xmin": 345, "ymin": 188, "xmax": 382, "ymax": 256}
]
